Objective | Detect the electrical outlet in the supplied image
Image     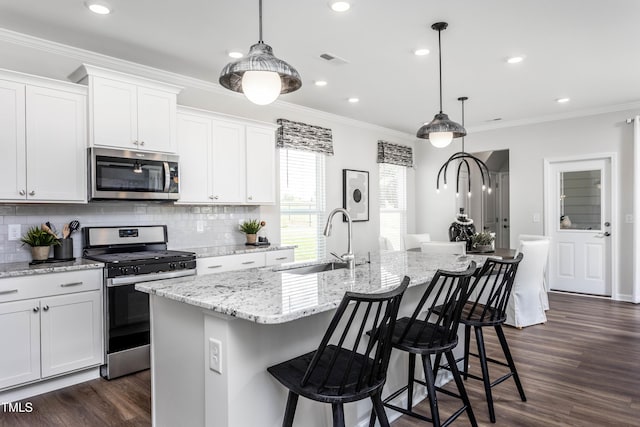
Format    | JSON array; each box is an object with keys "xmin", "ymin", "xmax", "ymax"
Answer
[
  {"xmin": 196, "ymin": 220, "xmax": 205, "ymax": 233},
  {"xmin": 626, "ymin": 214, "xmax": 633, "ymax": 224},
  {"xmin": 209, "ymin": 338, "xmax": 222, "ymax": 374},
  {"xmin": 532, "ymin": 213, "xmax": 541, "ymax": 223},
  {"xmin": 8, "ymin": 224, "xmax": 21, "ymax": 241}
]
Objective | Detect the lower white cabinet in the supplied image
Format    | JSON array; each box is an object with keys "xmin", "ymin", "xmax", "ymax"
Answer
[
  {"xmin": 0, "ymin": 269, "xmax": 103, "ymax": 391},
  {"xmin": 197, "ymin": 249, "xmax": 295, "ymax": 276}
]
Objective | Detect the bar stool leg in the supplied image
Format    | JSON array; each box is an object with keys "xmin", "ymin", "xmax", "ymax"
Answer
[
  {"xmin": 332, "ymin": 403, "xmax": 345, "ymax": 427},
  {"xmin": 371, "ymin": 391, "xmax": 390, "ymax": 427},
  {"xmin": 474, "ymin": 326, "xmax": 496, "ymax": 423},
  {"xmin": 407, "ymin": 352, "xmax": 416, "ymax": 411},
  {"xmin": 463, "ymin": 324, "xmax": 471, "ymax": 380},
  {"xmin": 283, "ymin": 391, "xmax": 298, "ymax": 427},
  {"xmin": 445, "ymin": 350, "xmax": 478, "ymax": 427},
  {"xmin": 495, "ymin": 325, "xmax": 527, "ymax": 402},
  {"xmin": 421, "ymin": 354, "xmax": 441, "ymax": 427}
]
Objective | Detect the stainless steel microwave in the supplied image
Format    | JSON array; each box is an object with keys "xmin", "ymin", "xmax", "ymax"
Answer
[{"xmin": 89, "ymin": 147, "xmax": 179, "ymax": 200}]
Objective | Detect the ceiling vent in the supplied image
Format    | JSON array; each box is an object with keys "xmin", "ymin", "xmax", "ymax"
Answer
[{"xmin": 319, "ymin": 53, "xmax": 349, "ymax": 65}]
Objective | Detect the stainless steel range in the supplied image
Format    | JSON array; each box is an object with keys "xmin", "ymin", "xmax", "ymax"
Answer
[{"xmin": 82, "ymin": 225, "xmax": 196, "ymax": 379}]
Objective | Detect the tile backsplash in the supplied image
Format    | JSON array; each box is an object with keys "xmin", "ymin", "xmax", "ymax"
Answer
[{"xmin": 0, "ymin": 202, "xmax": 261, "ymax": 263}]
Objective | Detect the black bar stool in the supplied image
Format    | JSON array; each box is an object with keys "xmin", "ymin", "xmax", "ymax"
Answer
[
  {"xmin": 371, "ymin": 263, "xmax": 478, "ymax": 427},
  {"xmin": 267, "ymin": 276, "xmax": 410, "ymax": 427},
  {"xmin": 453, "ymin": 254, "xmax": 526, "ymax": 423}
]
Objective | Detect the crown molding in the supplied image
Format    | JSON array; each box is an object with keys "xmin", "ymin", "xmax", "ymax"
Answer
[
  {"xmin": 0, "ymin": 27, "xmax": 415, "ymax": 143},
  {"xmin": 469, "ymin": 101, "xmax": 640, "ymax": 133}
]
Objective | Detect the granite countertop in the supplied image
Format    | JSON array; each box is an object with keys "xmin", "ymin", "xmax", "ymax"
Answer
[
  {"xmin": 0, "ymin": 258, "xmax": 105, "ymax": 279},
  {"xmin": 179, "ymin": 244, "xmax": 297, "ymax": 258},
  {"xmin": 136, "ymin": 251, "xmax": 492, "ymax": 325}
]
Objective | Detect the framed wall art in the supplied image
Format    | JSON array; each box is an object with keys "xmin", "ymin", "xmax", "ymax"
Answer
[{"xmin": 342, "ymin": 169, "xmax": 369, "ymax": 222}]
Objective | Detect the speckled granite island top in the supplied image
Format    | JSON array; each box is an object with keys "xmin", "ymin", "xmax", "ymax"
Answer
[
  {"xmin": 136, "ymin": 251, "xmax": 492, "ymax": 324},
  {"xmin": 0, "ymin": 258, "xmax": 104, "ymax": 278},
  {"xmin": 178, "ymin": 244, "xmax": 296, "ymax": 258}
]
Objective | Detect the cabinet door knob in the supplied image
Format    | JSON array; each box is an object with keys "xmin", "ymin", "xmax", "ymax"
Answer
[
  {"xmin": 33, "ymin": 307, "xmax": 39, "ymax": 313},
  {"xmin": 214, "ymin": 195, "xmax": 219, "ymax": 200},
  {"xmin": 19, "ymin": 190, "xmax": 25, "ymax": 196},
  {"xmin": 29, "ymin": 190, "xmax": 35, "ymax": 196},
  {"xmin": 133, "ymin": 140, "xmax": 139, "ymax": 145},
  {"xmin": 248, "ymin": 196, "xmax": 253, "ymax": 201},
  {"xmin": 43, "ymin": 305, "xmax": 49, "ymax": 311},
  {"xmin": 140, "ymin": 141, "xmax": 145, "ymax": 146},
  {"xmin": 209, "ymin": 195, "xmax": 214, "ymax": 200}
]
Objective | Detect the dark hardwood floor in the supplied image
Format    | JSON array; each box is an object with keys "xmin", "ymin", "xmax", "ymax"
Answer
[{"xmin": 1, "ymin": 292, "xmax": 639, "ymax": 426}]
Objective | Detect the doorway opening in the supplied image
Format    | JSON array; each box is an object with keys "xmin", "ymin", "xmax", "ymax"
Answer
[{"xmin": 457, "ymin": 149, "xmax": 510, "ymax": 248}]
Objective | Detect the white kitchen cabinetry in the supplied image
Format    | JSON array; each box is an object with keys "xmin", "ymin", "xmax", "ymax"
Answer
[
  {"xmin": 197, "ymin": 249, "xmax": 295, "ymax": 276},
  {"xmin": 0, "ymin": 71, "xmax": 87, "ymax": 203},
  {"xmin": 177, "ymin": 107, "xmax": 276, "ymax": 205},
  {"xmin": 0, "ymin": 269, "xmax": 103, "ymax": 391},
  {"xmin": 70, "ymin": 64, "xmax": 181, "ymax": 153}
]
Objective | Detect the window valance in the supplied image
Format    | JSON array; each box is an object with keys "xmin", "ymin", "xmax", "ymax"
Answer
[
  {"xmin": 377, "ymin": 140, "xmax": 413, "ymax": 167},
  {"xmin": 276, "ymin": 119, "xmax": 334, "ymax": 155}
]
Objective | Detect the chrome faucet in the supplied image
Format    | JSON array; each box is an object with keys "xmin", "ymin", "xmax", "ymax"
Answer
[{"xmin": 323, "ymin": 208, "xmax": 355, "ymax": 269}]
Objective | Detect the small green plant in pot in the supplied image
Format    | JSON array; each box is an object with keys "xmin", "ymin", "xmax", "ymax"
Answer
[
  {"xmin": 239, "ymin": 219, "xmax": 266, "ymax": 244},
  {"xmin": 471, "ymin": 231, "xmax": 495, "ymax": 252},
  {"xmin": 21, "ymin": 226, "xmax": 60, "ymax": 261}
]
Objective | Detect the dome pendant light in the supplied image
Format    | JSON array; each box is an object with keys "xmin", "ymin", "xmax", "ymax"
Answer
[
  {"xmin": 436, "ymin": 97, "xmax": 492, "ymax": 196},
  {"xmin": 417, "ymin": 22, "xmax": 466, "ymax": 147},
  {"xmin": 219, "ymin": 0, "xmax": 302, "ymax": 105}
]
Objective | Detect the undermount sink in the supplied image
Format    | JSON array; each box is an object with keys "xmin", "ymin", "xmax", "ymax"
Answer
[{"xmin": 282, "ymin": 262, "xmax": 350, "ymax": 275}]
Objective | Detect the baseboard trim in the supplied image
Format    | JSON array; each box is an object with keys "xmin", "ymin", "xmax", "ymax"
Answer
[{"xmin": 0, "ymin": 367, "xmax": 100, "ymax": 403}]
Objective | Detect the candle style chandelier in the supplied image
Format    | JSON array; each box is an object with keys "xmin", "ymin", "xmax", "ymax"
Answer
[{"xmin": 436, "ymin": 97, "xmax": 492, "ymax": 197}]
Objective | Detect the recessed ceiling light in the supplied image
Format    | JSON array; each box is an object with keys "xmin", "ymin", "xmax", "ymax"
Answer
[
  {"xmin": 228, "ymin": 51, "xmax": 244, "ymax": 59},
  {"xmin": 506, "ymin": 56, "xmax": 525, "ymax": 64},
  {"xmin": 414, "ymin": 48, "xmax": 430, "ymax": 56},
  {"xmin": 329, "ymin": 1, "xmax": 351, "ymax": 12},
  {"xmin": 314, "ymin": 80, "xmax": 328, "ymax": 87},
  {"xmin": 85, "ymin": 1, "xmax": 111, "ymax": 15},
  {"xmin": 348, "ymin": 97, "xmax": 359, "ymax": 103},
  {"xmin": 556, "ymin": 97, "xmax": 570, "ymax": 103}
]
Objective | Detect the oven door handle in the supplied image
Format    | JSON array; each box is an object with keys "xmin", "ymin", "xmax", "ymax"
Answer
[
  {"xmin": 163, "ymin": 162, "xmax": 170, "ymax": 193},
  {"xmin": 107, "ymin": 269, "xmax": 196, "ymax": 287}
]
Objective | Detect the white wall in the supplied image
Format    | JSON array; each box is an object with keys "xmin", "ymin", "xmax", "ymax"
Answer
[
  {"xmin": 415, "ymin": 109, "xmax": 636, "ymax": 299},
  {"xmin": 0, "ymin": 32, "xmax": 416, "ymax": 260}
]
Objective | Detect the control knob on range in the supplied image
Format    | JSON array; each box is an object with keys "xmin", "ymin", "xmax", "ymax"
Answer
[
  {"xmin": 179, "ymin": 262, "xmax": 187, "ymax": 269},
  {"xmin": 133, "ymin": 266, "xmax": 141, "ymax": 274},
  {"xmin": 169, "ymin": 262, "xmax": 177, "ymax": 270}
]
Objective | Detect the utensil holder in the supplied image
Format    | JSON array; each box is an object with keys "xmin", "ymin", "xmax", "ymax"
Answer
[{"xmin": 54, "ymin": 238, "xmax": 74, "ymax": 260}]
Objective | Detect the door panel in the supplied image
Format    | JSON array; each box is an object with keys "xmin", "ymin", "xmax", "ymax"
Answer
[
  {"xmin": 0, "ymin": 80, "xmax": 26, "ymax": 201},
  {"xmin": 0, "ymin": 299, "xmax": 40, "ymax": 389},
  {"xmin": 549, "ymin": 158, "xmax": 611, "ymax": 295}
]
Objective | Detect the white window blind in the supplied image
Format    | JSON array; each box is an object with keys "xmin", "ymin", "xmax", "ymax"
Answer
[
  {"xmin": 379, "ymin": 163, "xmax": 407, "ymax": 250},
  {"xmin": 280, "ymin": 149, "xmax": 326, "ymax": 261}
]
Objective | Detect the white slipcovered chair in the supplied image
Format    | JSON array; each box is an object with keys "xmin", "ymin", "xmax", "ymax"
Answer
[
  {"xmin": 518, "ymin": 234, "xmax": 551, "ymax": 310},
  {"xmin": 403, "ymin": 233, "xmax": 431, "ymax": 250},
  {"xmin": 505, "ymin": 239, "xmax": 550, "ymax": 328},
  {"xmin": 420, "ymin": 241, "xmax": 466, "ymax": 255}
]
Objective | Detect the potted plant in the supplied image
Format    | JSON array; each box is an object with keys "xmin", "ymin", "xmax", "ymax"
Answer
[
  {"xmin": 21, "ymin": 225, "xmax": 60, "ymax": 261},
  {"xmin": 239, "ymin": 219, "xmax": 266, "ymax": 244},
  {"xmin": 471, "ymin": 231, "xmax": 495, "ymax": 253}
]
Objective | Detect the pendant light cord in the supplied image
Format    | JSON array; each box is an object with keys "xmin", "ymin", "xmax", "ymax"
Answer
[
  {"xmin": 438, "ymin": 28, "xmax": 443, "ymax": 114},
  {"xmin": 461, "ymin": 98, "xmax": 465, "ymax": 152},
  {"xmin": 258, "ymin": 0, "xmax": 264, "ymax": 43}
]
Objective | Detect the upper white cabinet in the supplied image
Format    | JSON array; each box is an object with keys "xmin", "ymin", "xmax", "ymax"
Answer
[
  {"xmin": 177, "ymin": 107, "xmax": 276, "ymax": 205},
  {"xmin": 0, "ymin": 71, "xmax": 87, "ymax": 203},
  {"xmin": 70, "ymin": 64, "xmax": 182, "ymax": 153}
]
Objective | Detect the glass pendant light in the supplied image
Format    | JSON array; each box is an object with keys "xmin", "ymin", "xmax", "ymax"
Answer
[
  {"xmin": 219, "ymin": 0, "xmax": 302, "ymax": 105},
  {"xmin": 416, "ymin": 22, "xmax": 466, "ymax": 147}
]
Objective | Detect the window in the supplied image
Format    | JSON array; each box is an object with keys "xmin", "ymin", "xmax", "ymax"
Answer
[
  {"xmin": 280, "ymin": 149, "xmax": 326, "ymax": 261},
  {"xmin": 379, "ymin": 163, "xmax": 407, "ymax": 250}
]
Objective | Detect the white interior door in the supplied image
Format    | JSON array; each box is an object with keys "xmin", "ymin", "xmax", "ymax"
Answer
[{"xmin": 548, "ymin": 159, "xmax": 611, "ymax": 295}]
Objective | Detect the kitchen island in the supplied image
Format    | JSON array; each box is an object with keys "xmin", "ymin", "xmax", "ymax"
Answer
[{"xmin": 136, "ymin": 251, "xmax": 490, "ymax": 427}]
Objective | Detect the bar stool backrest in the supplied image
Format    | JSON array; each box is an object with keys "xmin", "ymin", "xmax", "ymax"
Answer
[
  {"xmin": 399, "ymin": 263, "xmax": 476, "ymax": 350},
  {"xmin": 300, "ymin": 277, "xmax": 410, "ymax": 397},
  {"xmin": 464, "ymin": 254, "xmax": 523, "ymax": 324}
]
